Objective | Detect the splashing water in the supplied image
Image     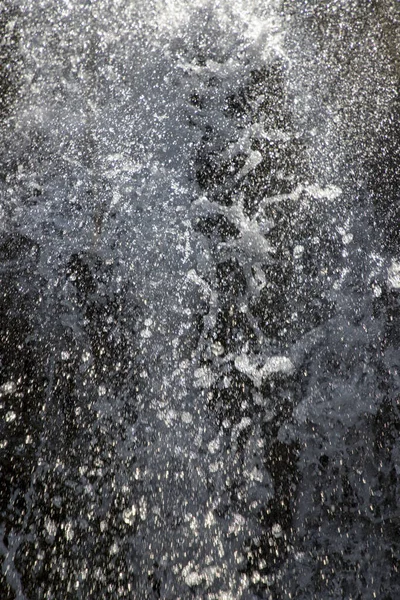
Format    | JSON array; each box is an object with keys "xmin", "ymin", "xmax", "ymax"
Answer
[{"xmin": 1, "ymin": 1, "xmax": 400, "ymax": 598}]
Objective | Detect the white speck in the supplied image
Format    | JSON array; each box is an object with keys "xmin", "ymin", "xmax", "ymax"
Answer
[
  {"xmin": 293, "ymin": 244, "xmax": 304, "ymax": 259},
  {"xmin": 372, "ymin": 284, "xmax": 382, "ymax": 298},
  {"xmin": 193, "ymin": 366, "xmax": 217, "ymax": 389},
  {"xmin": 204, "ymin": 511, "xmax": 215, "ymax": 528},
  {"xmin": 342, "ymin": 233, "xmax": 353, "ymax": 245},
  {"xmin": 64, "ymin": 522, "xmax": 74, "ymax": 541},
  {"xmin": 183, "ymin": 570, "xmax": 203, "ymax": 587},
  {"xmin": 388, "ymin": 260, "xmax": 400, "ymax": 290},
  {"xmin": 122, "ymin": 505, "xmax": 136, "ymax": 526},
  {"xmin": 237, "ymin": 417, "xmax": 251, "ymax": 432},
  {"xmin": 234, "ymin": 354, "xmax": 295, "ymax": 387},
  {"xmin": 139, "ymin": 497, "xmax": 147, "ymax": 521},
  {"xmin": 228, "ymin": 513, "xmax": 246, "ymax": 535},
  {"xmin": 208, "ymin": 437, "xmax": 220, "ymax": 454},
  {"xmin": 263, "ymin": 356, "xmax": 295, "ymax": 376},
  {"xmin": 272, "ymin": 523, "xmax": 283, "ymax": 538},
  {"xmin": 111, "ymin": 190, "xmax": 121, "ymax": 207},
  {"xmin": 82, "ymin": 351, "xmax": 91, "ymax": 363},
  {"xmin": 0, "ymin": 381, "xmax": 17, "ymax": 395},
  {"xmin": 45, "ymin": 517, "xmax": 57, "ymax": 537},
  {"xmin": 110, "ymin": 542, "xmax": 119, "ymax": 555},
  {"xmin": 61, "ymin": 351, "xmax": 70, "ymax": 360},
  {"xmin": 306, "ymin": 184, "xmax": 342, "ymax": 200},
  {"xmin": 98, "ymin": 385, "xmax": 106, "ymax": 397},
  {"xmin": 181, "ymin": 411, "xmax": 193, "ymax": 424},
  {"xmin": 209, "ymin": 461, "xmax": 219, "ymax": 473},
  {"xmin": 249, "ymin": 467, "xmax": 264, "ymax": 482},
  {"xmin": 211, "ymin": 341, "xmax": 224, "ymax": 356},
  {"xmin": 5, "ymin": 411, "xmax": 16, "ymax": 423},
  {"xmin": 140, "ymin": 328, "xmax": 152, "ymax": 338},
  {"xmin": 252, "ymin": 571, "xmax": 261, "ymax": 584}
]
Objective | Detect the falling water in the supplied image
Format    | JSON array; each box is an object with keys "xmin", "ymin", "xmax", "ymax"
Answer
[{"xmin": 1, "ymin": 1, "xmax": 399, "ymax": 598}]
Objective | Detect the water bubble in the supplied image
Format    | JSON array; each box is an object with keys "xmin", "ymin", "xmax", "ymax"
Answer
[
  {"xmin": 1, "ymin": 381, "xmax": 17, "ymax": 395},
  {"xmin": 272, "ymin": 523, "xmax": 283, "ymax": 538},
  {"xmin": 122, "ymin": 505, "xmax": 137, "ymax": 526},
  {"xmin": 5, "ymin": 411, "xmax": 16, "ymax": 423},
  {"xmin": 211, "ymin": 341, "xmax": 224, "ymax": 356},
  {"xmin": 293, "ymin": 244, "xmax": 304, "ymax": 259},
  {"xmin": 181, "ymin": 411, "xmax": 193, "ymax": 424}
]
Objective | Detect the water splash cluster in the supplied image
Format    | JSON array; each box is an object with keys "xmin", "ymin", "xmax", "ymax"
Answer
[{"xmin": 1, "ymin": 1, "xmax": 400, "ymax": 599}]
